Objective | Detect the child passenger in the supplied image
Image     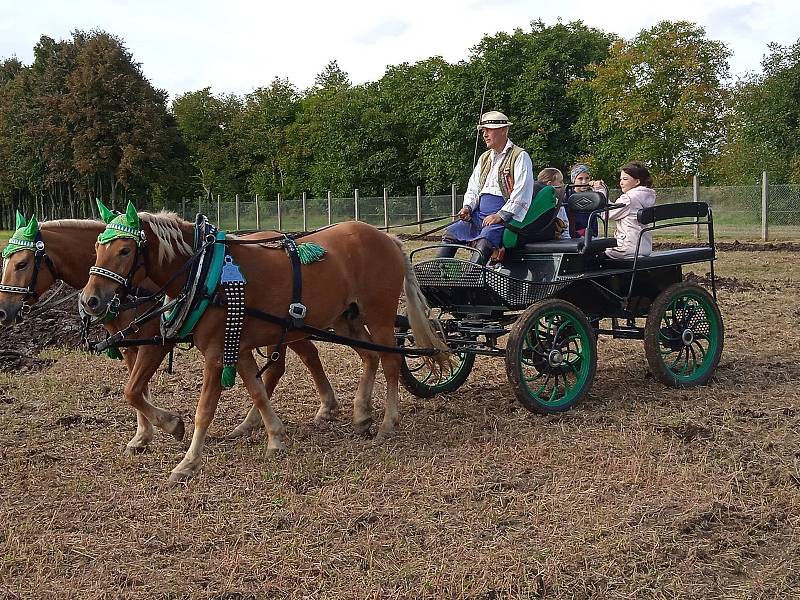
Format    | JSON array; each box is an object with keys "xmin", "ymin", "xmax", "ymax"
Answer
[
  {"xmin": 536, "ymin": 168, "xmax": 570, "ymax": 239},
  {"xmin": 605, "ymin": 161, "xmax": 657, "ymax": 259}
]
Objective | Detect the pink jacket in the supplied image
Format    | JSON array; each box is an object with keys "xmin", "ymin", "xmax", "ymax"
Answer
[{"xmin": 605, "ymin": 186, "xmax": 657, "ymax": 259}]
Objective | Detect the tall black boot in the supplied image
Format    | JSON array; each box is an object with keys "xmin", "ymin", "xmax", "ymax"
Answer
[
  {"xmin": 436, "ymin": 236, "xmax": 459, "ymax": 259},
  {"xmin": 470, "ymin": 239, "xmax": 495, "ymax": 265}
]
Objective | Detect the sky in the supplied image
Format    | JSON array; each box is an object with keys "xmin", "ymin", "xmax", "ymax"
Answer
[{"xmin": 1, "ymin": 0, "xmax": 798, "ymax": 101}]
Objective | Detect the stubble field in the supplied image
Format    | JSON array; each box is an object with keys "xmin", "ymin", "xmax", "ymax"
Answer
[{"xmin": 0, "ymin": 249, "xmax": 799, "ymax": 599}]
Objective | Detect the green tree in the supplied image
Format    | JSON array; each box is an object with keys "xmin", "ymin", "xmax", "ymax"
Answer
[
  {"xmin": 712, "ymin": 39, "xmax": 800, "ymax": 183},
  {"xmin": 574, "ymin": 20, "xmax": 730, "ymax": 185}
]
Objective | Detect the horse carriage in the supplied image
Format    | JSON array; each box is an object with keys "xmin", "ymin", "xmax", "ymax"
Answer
[{"xmin": 395, "ymin": 189, "xmax": 724, "ymax": 413}]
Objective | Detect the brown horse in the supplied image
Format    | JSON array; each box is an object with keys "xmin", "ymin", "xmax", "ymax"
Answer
[
  {"xmin": 0, "ymin": 219, "xmax": 339, "ymax": 454},
  {"xmin": 80, "ymin": 213, "xmax": 450, "ymax": 484}
]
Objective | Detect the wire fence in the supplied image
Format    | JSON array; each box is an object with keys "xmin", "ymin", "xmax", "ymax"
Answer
[{"xmin": 165, "ymin": 182, "xmax": 800, "ymax": 241}]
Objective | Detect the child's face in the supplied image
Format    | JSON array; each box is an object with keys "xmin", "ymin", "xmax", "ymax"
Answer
[
  {"xmin": 574, "ymin": 172, "xmax": 591, "ymax": 188},
  {"xmin": 619, "ymin": 171, "xmax": 641, "ymax": 193}
]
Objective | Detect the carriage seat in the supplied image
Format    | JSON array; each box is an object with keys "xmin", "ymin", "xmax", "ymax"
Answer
[
  {"xmin": 602, "ymin": 246, "xmax": 714, "ymax": 269},
  {"xmin": 508, "ymin": 236, "xmax": 617, "ymax": 256}
]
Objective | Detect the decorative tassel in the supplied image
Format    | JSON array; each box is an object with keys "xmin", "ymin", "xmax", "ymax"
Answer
[
  {"xmin": 106, "ymin": 347, "xmax": 123, "ymax": 361},
  {"xmin": 221, "ymin": 365, "xmax": 236, "ymax": 389},
  {"xmin": 297, "ymin": 242, "xmax": 325, "ymax": 265}
]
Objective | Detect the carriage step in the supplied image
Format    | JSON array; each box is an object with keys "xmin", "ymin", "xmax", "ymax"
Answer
[{"xmin": 455, "ymin": 324, "xmax": 507, "ymax": 336}]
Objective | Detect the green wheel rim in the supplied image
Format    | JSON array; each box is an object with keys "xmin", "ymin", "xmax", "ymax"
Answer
[
  {"xmin": 518, "ymin": 309, "xmax": 593, "ymax": 409},
  {"xmin": 656, "ymin": 290, "xmax": 721, "ymax": 384},
  {"xmin": 404, "ymin": 351, "xmax": 470, "ymax": 392}
]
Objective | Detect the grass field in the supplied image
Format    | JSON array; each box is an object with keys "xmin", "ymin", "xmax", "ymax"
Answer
[{"xmin": 0, "ymin": 250, "xmax": 799, "ymax": 598}]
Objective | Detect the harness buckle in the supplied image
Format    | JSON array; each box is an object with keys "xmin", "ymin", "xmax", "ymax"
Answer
[
  {"xmin": 35, "ymin": 240, "xmax": 45, "ymax": 251},
  {"xmin": 270, "ymin": 351, "xmax": 281, "ymax": 361},
  {"xmin": 288, "ymin": 303, "xmax": 306, "ymax": 320}
]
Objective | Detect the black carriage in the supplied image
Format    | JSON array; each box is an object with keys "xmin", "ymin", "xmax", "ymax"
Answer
[{"xmin": 395, "ymin": 191, "xmax": 724, "ymax": 413}]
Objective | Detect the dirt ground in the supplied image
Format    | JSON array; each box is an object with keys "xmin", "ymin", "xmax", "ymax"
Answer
[{"xmin": 0, "ymin": 248, "xmax": 799, "ymax": 599}]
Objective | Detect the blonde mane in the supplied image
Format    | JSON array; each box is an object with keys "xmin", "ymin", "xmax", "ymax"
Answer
[
  {"xmin": 42, "ymin": 219, "xmax": 103, "ymax": 229},
  {"xmin": 139, "ymin": 211, "xmax": 194, "ymax": 264}
]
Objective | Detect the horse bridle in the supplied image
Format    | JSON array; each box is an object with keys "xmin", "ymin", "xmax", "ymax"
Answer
[
  {"xmin": 87, "ymin": 229, "xmax": 148, "ymax": 313},
  {"xmin": 0, "ymin": 235, "xmax": 59, "ymax": 307}
]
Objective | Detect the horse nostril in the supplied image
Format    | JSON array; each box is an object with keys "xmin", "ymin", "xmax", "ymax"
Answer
[{"xmin": 87, "ymin": 296, "xmax": 99, "ymax": 310}]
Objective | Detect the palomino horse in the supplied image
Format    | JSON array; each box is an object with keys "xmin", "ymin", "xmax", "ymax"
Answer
[
  {"xmin": 0, "ymin": 217, "xmax": 339, "ymax": 454},
  {"xmin": 80, "ymin": 210, "xmax": 450, "ymax": 484}
]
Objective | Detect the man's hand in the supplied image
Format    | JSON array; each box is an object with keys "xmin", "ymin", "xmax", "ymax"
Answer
[
  {"xmin": 458, "ymin": 206, "xmax": 472, "ymax": 221},
  {"xmin": 591, "ymin": 180, "xmax": 606, "ymax": 191},
  {"xmin": 482, "ymin": 213, "xmax": 504, "ymax": 227}
]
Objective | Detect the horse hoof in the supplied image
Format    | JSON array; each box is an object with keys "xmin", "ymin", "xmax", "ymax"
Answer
[
  {"xmin": 170, "ymin": 418, "xmax": 186, "ymax": 442},
  {"xmin": 353, "ymin": 417, "xmax": 373, "ymax": 436},
  {"xmin": 166, "ymin": 469, "xmax": 195, "ymax": 488},
  {"xmin": 267, "ymin": 439, "xmax": 287, "ymax": 453},
  {"xmin": 123, "ymin": 445, "xmax": 147, "ymax": 456},
  {"xmin": 313, "ymin": 410, "xmax": 339, "ymax": 427}
]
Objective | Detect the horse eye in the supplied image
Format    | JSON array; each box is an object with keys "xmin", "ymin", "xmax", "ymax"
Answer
[
  {"xmin": 15, "ymin": 261, "xmax": 28, "ymax": 270},
  {"xmin": 119, "ymin": 247, "xmax": 131, "ymax": 256}
]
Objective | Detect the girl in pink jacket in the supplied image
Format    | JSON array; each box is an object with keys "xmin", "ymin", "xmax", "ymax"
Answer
[{"xmin": 605, "ymin": 161, "xmax": 657, "ymax": 259}]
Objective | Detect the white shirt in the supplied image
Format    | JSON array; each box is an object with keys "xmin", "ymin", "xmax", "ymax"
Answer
[{"xmin": 463, "ymin": 139, "xmax": 534, "ymax": 222}]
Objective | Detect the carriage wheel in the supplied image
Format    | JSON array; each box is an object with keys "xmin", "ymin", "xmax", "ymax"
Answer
[
  {"xmin": 505, "ymin": 299, "xmax": 597, "ymax": 414},
  {"xmin": 644, "ymin": 282, "xmax": 723, "ymax": 387},
  {"xmin": 399, "ymin": 333, "xmax": 475, "ymax": 398}
]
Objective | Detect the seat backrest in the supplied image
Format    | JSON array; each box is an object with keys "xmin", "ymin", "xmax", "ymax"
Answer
[
  {"xmin": 501, "ymin": 184, "xmax": 557, "ymax": 249},
  {"xmin": 567, "ymin": 190, "xmax": 607, "ymax": 213},
  {"xmin": 637, "ymin": 201, "xmax": 709, "ymax": 225}
]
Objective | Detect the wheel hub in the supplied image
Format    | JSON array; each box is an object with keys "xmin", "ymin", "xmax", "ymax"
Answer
[
  {"xmin": 681, "ymin": 329, "xmax": 694, "ymax": 345},
  {"xmin": 547, "ymin": 349, "xmax": 564, "ymax": 367}
]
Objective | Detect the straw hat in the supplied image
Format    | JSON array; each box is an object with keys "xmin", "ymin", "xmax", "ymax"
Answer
[{"xmin": 477, "ymin": 110, "xmax": 512, "ymax": 130}]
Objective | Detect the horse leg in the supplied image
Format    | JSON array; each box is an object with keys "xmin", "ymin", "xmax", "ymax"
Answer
[
  {"xmin": 223, "ymin": 349, "xmax": 288, "ymax": 440},
  {"xmin": 332, "ymin": 316, "xmax": 379, "ymax": 436},
  {"xmin": 371, "ymin": 323, "xmax": 403, "ymax": 439},
  {"xmin": 237, "ymin": 352, "xmax": 286, "ymax": 451},
  {"xmin": 123, "ymin": 346, "xmax": 185, "ymax": 455},
  {"xmin": 168, "ymin": 352, "xmax": 224, "ymax": 484},
  {"xmin": 119, "ymin": 347, "xmax": 154, "ymax": 453},
  {"xmin": 290, "ymin": 339, "xmax": 339, "ymax": 426}
]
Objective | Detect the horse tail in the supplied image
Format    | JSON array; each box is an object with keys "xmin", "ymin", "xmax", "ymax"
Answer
[{"xmin": 390, "ymin": 236, "xmax": 453, "ymax": 374}]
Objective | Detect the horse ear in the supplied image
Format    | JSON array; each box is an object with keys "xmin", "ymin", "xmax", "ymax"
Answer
[
  {"xmin": 15, "ymin": 210, "xmax": 26, "ymax": 230},
  {"xmin": 23, "ymin": 215, "xmax": 39, "ymax": 238},
  {"xmin": 125, "ymin": 200, "xmax": 140, "ymax": 230},
  {"xmin": 96, "ymin": 198, "xmax": 115, "ymax": 224}
]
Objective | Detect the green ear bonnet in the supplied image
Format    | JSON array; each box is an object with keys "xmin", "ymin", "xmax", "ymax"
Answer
[
  {"xmin": 97, "ymin": 199, "xmax": 144, "ymax": 244},
  {"xmin": 3, "ymin": 213, "xmax": 41, "ymax": 258}
]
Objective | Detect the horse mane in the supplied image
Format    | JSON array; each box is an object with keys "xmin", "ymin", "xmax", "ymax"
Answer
[
  {"xmin": 41, "ymin": 219, "xmax": 103, "ymax": 229},
  {"xmin": 139, "ymin": 211, "xmax": 194, "ymax": 264}
]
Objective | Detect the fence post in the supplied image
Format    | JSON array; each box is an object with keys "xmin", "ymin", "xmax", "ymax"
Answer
[
  {"xmin": 762, "ymin": 171, "xmax": 769, "ymax": 242},
  {"xmin": 235, "ymin": 194, "xmax": 240, "ymax": 231},
  {"xmin": 692, "ymin": 174, "xmax": 700, "ymax": 240},
  {"xmin": 216, "ymin": 194, "xmax": 221, "ymax": 227},
  {"xmin": 277, "ymin": 193, "xmax": 282, "ymax": 231},
  {"xmin": 416, "ymin": 186, "xmax": 422, "ymax": 232},
  {"xmin": 302, "ymin": 191, "xmax": 307, "ymax": 231},
  {"xmin": 327, "ymin": 190, "xmax": 332, "ymax": 225},
  {"xmin": 197, "ymin": 197, "xmax": 201, "ymax": 218},
  {"xmin": 383, "ymin": 187, "xmax": 389, "ymax": 229},
  {"xmin": 354, "ymin": 189, "xmax": 360, "ymax": 222},
  {"xmin": 181, "ymin": 198, "xmax": 186, "ymax": 220},
  {"xmin": 451, "ymin": 184, "xmax": 457, "ymax": 221},
  {"xmin": 255, "ymin": 193, "xmax": 260, "ymax": 230}
]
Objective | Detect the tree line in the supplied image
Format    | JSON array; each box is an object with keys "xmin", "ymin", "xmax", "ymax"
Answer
[{"xmin": 1, "ymin": 20, "xmax": 798, "ymax": 229}]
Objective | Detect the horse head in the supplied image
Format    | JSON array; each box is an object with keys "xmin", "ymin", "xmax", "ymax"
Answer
[
  {"xmin": 0, "ymin": 212, "xmax": 58, "ymax": 325},
  {"xmin": 80, "ymin": 199, "xmax": 147, "ymax": 319}
]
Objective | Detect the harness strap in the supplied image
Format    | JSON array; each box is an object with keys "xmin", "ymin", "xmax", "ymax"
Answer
[{"xmin": 89, "ymin": 266, "xmax": 128, "ymax": 287}]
